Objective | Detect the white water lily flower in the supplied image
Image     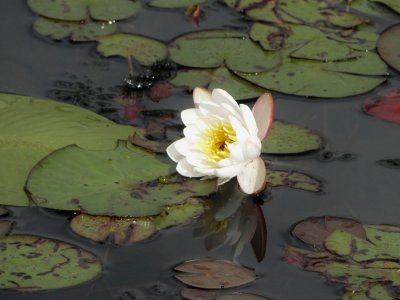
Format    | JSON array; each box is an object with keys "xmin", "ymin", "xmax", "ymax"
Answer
[{"xmin": 167, "ymin": 87, "xmax": 274, "ymax": 194}]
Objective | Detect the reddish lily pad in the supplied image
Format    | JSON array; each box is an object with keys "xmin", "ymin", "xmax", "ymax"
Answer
[
  {"xmin": 0, "ymin": 235, "xmax": 101, "ymax": 290},
  {"xmin": 363, "ymin": 89, "xmax": 400, "ymax": 124},
  {"xmin": 175, "ymin": 258, "xmax": 256, "ymax": 289},
  {"xmin": 292, "ymin": 216, "xmax": 366, "ymax": 248},
  {"xmin": 182, "ymin": 288, "xmax": 269, "ymax": 299},
  {"xmin": 266, "ymin": 169, "xmax": 322, "ymax": 192},
  {"xmin": 377, "ymin": 24, "xmax": 400, "ymax": 72}
]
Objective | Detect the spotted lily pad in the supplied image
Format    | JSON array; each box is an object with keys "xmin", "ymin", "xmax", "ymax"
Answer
[
  {"xmin": 27, "ymin": 0, "xmax": 141, "ymax": 21},
  {"xmin": 169, "ymin": 30, "xmax": 281, "ymax": 73},
  {"xmin": 70, "ymin": 198, "xmax": 207, "ymax": 244},
  {"xmin": 97, "ymin": 33, "xmax": 168, "ymax": 66},
  {"xmin": 377, "ymin": 24, "xmax": 400, "ymax": 72},
  {"xmin": 0, "ymin": 235, "xmax": 101, "ymax": 290},
  {"xmin": 0, "ymin": 93, "xmax": 132, "ymax": 207},
  {"xmin": 26, "ymin": 141, "xmax": 216, "ymax": 217},
  {"xmin": 33, "ymin": 17, "xmax": 117, "ymax": 41},
  {"xmin": 266, "ymin": 169, "xmax": 321, "ymax": 192},
  {"xmin": 175, "ymin": 258, "xmax": 256, "ymax": 289},
  {"xmin": 182, "ymin": 288, "xmax": 269, "ymax": 299},
  {"xmin": 149, "ymin": 0, "xmax": 206, "ymax": 8},
  {"xmin": 263, "ymin": 121, "xmax": 322, "ymax": 154},
  {"xmin": 170, "ymin": 67, "xmax": 267, "ymax": 101}
]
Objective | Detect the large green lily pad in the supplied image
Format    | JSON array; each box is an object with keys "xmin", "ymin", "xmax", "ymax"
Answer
[
  {"xmin": 27, "ymin": 0, "xmax": 141, "ymax": 21},
  {"xmin": 0, "ymin": 93, "xmax": 132, "ymax": 207},
  {"xmin": 26, "ymin": 141, "xmax": 216, "ymax": 217},
  {"xmin": 266, "ymin": 169, "xmax": 321, "ymax": 192},
  {"xmin": 377, "ymin": 24, "xmax": 400, "ymax": 72},
  {"xmin": 33, "ymin": 17, "xmax": 117, "ymax": 42},
  {"xmin": 149, "ymin": 0, "xmax": 206, "ymax": 8},
  {"xmin": 169, "ymin": 30, "xmax": 281, "ymax": 73},
  {"xmin": 0, "ymin": 235, "xmax": 101, "ymax": 290},
  {"xmin": 263, "ymin": 121, "xmax": 322, "ymax": 154},
  {"xmin": 97, "ymin": 33, "xmax": 168, "ymax": 66},
  {"xmin": 170, "ymin": 67, "xmax": 267, "ymax": 101}
]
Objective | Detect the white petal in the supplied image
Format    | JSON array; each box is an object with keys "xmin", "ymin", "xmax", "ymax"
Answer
[
  {"xmin": 217, "ymin": 177, "xmax": 232, "ymax": 185},
  {"xmin": 193, "ymin": 87, "xmax": 213, "ymax": 108},
  {"xmin": 166, "ymin": 140, "xmax": 184, "ymax": 162},
  {"xmin": 212, "ymin": 89, "xmax": 241, "ymax": 112},
  {"xmin": 237, "ymin": 157, "xmax": 266, "ymax": 194},
  {"xmin": 194, "ymin": 166, "xmax": 216, "ymax": 176},
  {"xmin": 229, "ymin": 116, "xmax": 250, "ymax": 142},
  {"xmin": 177, "ymin": 158, "xmax": 203, "ymax": 177},
  {"xmin": 227, "ymin": 142, "xmax": 245, "ymax": 162},
  {"xmin": 252, "ymin": 93, "xmax": 274, "ymax": 141},
  {"xmin": 183, "ymin": 124, "xmax": 203, "ymax": 143},
  {"xmin": 173, "ymin": 138, "xmax": 193, "ymax": 157},
  {"xmin": 243, "ymin": 136, "xmax": 262, "ymax": 160},
  {"xmin": 181, "ymin": 108, "xmax": 203, "ymax": 126},
  {"xmin": 186, "ymin": 153, "xmax": 213, "ymax": 168},
  {"xmin": 215, "ymin": 162, "xmax": 246, "ymax": 178},
  {"xmin": 239, "ymin": 104, "xmax": 258, "ymax": 137},
  {"xmin": 198, "ymin": 102, "xmax": 228, "ymax": 120}
]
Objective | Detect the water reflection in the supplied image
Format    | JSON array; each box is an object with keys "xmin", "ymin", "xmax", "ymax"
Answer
[{"xmin": 194, "ymin": 180, "xmax": 268, "ymax": 262}]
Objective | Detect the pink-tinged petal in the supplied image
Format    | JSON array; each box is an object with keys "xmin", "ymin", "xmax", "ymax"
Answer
[
  {"xmin": 181, "ymin": 108, "xmax": 203, "ymax": 126},
  {"xmin": 229, "ymin": 115, "xmax": 250, "ymax": 142},
  {"xmin": 193, "ymin": 87, "xmax": 213, "ymax": 108},
  {"xmin": 177, "ymin": 158, "xmax": 203, "ymax": 177},
  {"xmin": 166, "ymin": 140, "xmax": 184, "ymax": 162},
  {"xmin": 237, "ymin": 157, "xmax": 266, "ymax": 194},
  {"xmin": 215, "ymin": 162, "xmax": 246, "ymax": 178},
  {"xmin": 252, "ymin": 93, "xmax": 274, "ymax": 141},
  {"xmin": 217, "ymin": 177, "xmax": 232, "ymax": 186},
  {"xmin": 239, "ymin": 104, "xmax": 258, "ymax": 137}
]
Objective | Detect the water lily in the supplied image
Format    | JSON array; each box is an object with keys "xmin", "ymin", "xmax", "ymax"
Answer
[{"xmin": 167, "ymin": 87, "xmax": 274, "ymax": 194}]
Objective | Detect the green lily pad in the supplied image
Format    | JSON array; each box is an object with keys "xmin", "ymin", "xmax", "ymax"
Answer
[
  {"xmin": 149, "ymin": 0, "xmax": 206, "ymax": 8},
  {"xmin": 170, "ymin": 67, "xmax": 267, "ymax": 101},
  {"xmin": 377, "ymin": 24, "xmax": 400, "ymax": 72},
  {"xmin": 263, "ymin": 121, "xmax": 322, "ymax": 154},
  {"xmin": 236, "ymin": 59, "xmax": 386, "ymax": 98},
  {"xmin": 223, "ymin": 0, "xmax": 264, "ymax": 11},
  {"xmin": 70, "ymin": 198, "xmax": 207, "ymax": 244},
  {"xmin": 266, "ymin": 169, "xmax": 321, "ymax": 192},
  {"xmin": 169, "ymin": 30, "xmax": 281, "ymax": 73},
  {"xmin": 175, "ymin": 258, "xmax": 256, "ymax": 289},
  {"xmin": 27, "ymin": 0, "xmax": 141, "ymax": 21},
  {"xmin": 26, "ymin": 141, "xmax": 216, "ymax": 217},
  {"xmin": 33, "ymin": 17, "xmax": 117, "ymax": 42},
  {"xmin": 97, "ymin": 33, "xmax": 168, "ymax": 66},
  {"xmin": 0, "ymin": 235, "xmax": 101, "ymax": 290},
  {"xmin": 0, "ymin": 221, "xmax": 13, "ymax": 236},
  {"xmin": 370, "ymin": 0, "xmax": 400, "ymax": 13},
  {"xmin": 327, "ymin": 25, "xmax": 379, "ymax": 51},
  {"xmin": 0, "ymin": 93, "xmax": 132, "ymax": 207}
]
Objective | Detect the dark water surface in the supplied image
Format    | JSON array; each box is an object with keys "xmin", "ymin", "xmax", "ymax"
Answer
[{"xmin": 1, "ymin": 1, "xmax": 400, "ymax": 299}]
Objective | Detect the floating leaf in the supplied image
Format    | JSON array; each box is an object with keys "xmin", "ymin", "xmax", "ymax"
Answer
[
  {"xmin": 370, "ymin": 0, "xmax": 400, "ymax": 14},
  {"xmin": 0, "ymin": 221, "xmax": 13, "ymax": 236},
  {"xmin": 292, "ymin": 216, "xmax": 366, "ymax": 248},
  {"xmin": 33, "ymin": 17, "xmax": 117, "ymax": 42},
  {"xmin": 149, "ymin": 0, "xmax": 206, "ymax": 8},
  {"xmin": 97, "ymin": 33, "xmax": 168, "ymax": 66},
  {"xmin": 175, "ymin": 258, "xmax": 256, "ymax": 289},
  {"xmin": 0, "ymin": 93, "xmax": 132, "ymax": 207},
  {"xmin": 377, "ymin": 24, "xmax": 400, "ymax": 72},
  {"xmin": 363, "ymin": 89, "xmax": 400, "ymax": 124},
  {"xmin": 169, "ymin": 30, "xmax": 281, "ymax": 73},
  {"xmin": 27, "ymin": 0, "xmax": 141, "ymax": 21},
  {"xmin": 237, "ymin": 59, "xmax": 386, "ymax": 98},
  {"xmin": 262, "ymin": 121, "xmax": 322, "ymax": 154},
  {"xmin": 181, "ymin": 288, "xmax": 269, "ymax": 299},
  {"xmin": 26, "ymin": 141, "xmax": 216, "ymax": 217},
  {"xmin": 266, "ymin": 169, "xmax": 321, "ymax": 192},
  {"xmin": 170, "ymin": 67, "xmax": 267, "ymax": 101},
  {"xmin": 0, "ymin": 235, "xmax": 101, "ymax": 290}
]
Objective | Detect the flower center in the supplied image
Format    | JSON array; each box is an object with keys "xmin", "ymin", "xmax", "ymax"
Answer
[{"xmin": 199, "ymin": 121, "xmax": 237, "ymax": 163}]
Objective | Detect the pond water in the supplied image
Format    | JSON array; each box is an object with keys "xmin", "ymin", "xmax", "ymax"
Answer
[{"xmin": 1, "ymin": 0, "xmax": 400, "ymax": 299}]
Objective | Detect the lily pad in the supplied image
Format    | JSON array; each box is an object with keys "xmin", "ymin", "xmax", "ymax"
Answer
[
  {"xmin": 33, "ymin": 17, "xmax": 117, "ymax": 42},
  {"xmin": 370, "ymin": 0, "xmax": 400, "ymax": 13},
  {"xmin": 266, "ymin": 169, "xmax": 321, "ymax": 192},
  {"xmin": 97, "ymin": 33, "xmax": 168, "ymax": 66},
  {"xmin": 0, "ymin": 235, "xmax": 101, "ymax": 290},
  {"xmin": 377, "ymin": 24, "xmax": 400, "ymax": 72},
  {"xmin": 170, "ymin": 67, "xmax": 267, "ymax": 101},
  {"xmin": 169, "ymin": 30, "xmax": 281, "ymax": 73},
  {"xmin": 363, "ymin": 89, "xmax": 400, "ymax": 124},
  {"xmin": 263, "ymin": 121, "xmax": 322, "ymax": 154},
  {"xmin": 237, "ymin": 58, "xmax": 386, "ymax": 98},
  {"xmin": 149, "ymin": 0, "xmax": 206, "ymax": 8},
  {"xmin": 26, "ymin": 141, "xmax": 216, "ymax": 217},
  {"xmin": 0, "ymin": 93, "xmax": 132, "ymax": 207},
  {"xmin": 27, "ymin": 0, "xmax": 141, "ymax": 21},
  {"xmin": 182, "ymin": 288, "xmax": 269, "ymax": 299},
  {"xmin": 175, "ymin": 258, "xmax": 256, "ymax": 289}
]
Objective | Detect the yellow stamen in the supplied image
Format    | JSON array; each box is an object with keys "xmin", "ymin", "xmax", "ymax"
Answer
[{"xmin": 198, "ymin": 121, "xmax": 237, "ymax": 163}]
